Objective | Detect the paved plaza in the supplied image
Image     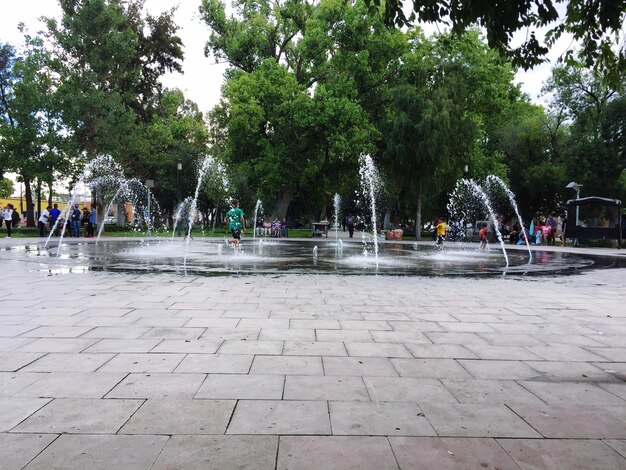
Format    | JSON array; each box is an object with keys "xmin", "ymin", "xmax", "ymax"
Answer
[{"xmin": 1, "ymin": 239, "xmax": 626, "ymax": 469}]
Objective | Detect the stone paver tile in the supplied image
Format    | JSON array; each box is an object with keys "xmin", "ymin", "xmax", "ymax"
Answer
[
  {"xmin": 316, "ymin": 330, "xmax": 373, "ymax": 342},
  {"xmin": 345, "ymin": 342, "xmax": 412, "ymax": 358},
  {"xmin": 131, "ymin": 317, "xmax": 188, "ymax": 328},
  {"xmin": 290, "ymin": 319, "xmax": 339, "ymax": 330},
  {"xmin": 421, "ymin": 403, "xmax": 541, "ymax": 438},
  {"xmin": 479, "ymin": 333, "xmax": 547, "ymax": 346},
  {"xmin": 464, "ymin": 345, "xmax": 543, "ymax": 361},
  {"xmin": 404, "ymin": 343, "xmax": 477, "ymax": 359},
  {"xmin": 200, "ymin": 327, "xmax": 260, "ymax": 340},
  {"xmin": 259, "ymin": 328, "xmax": 315, "ymax": 341},
  {"xmin": 73, "ymin": 308, "xmax": 133, "ymax": 318},
  {"xmin": 518, "ymin": 381, "xmax": 625, "ymax": 405},
  {"xmin": 586, "ymin": 347, "xmax": 626, "ymax": 362},
  {"xmin": 120, "ymin": 398, "xmax": 235, "ymax": 434},
  {"xmin": 98, "ymin": 353, "xmax": 184, "ymax": 373},
  {"xmin": 363, "ymin": 377, "xmax": 457, "ymax": 404},
  {"xmin": 284, "ymin": 376, "xmax": 369, "ymax": 401},
  {"xmin": 329, "ymin": 401, "xmax": 435, "ymax": 436},
  {"xmin": 392, "ymin": 359, "xmax": 473, "ymax": 379},
  {"xmin": 0, "ymin": 433, "xmax": 58, "ymax": 470},
  {"xmin": 457, "ymin": 360, "xmax": 540, "ymax": 380},
  {"xmin": 236, "ymin": 319, "xmax": 289, "ymax": 329},
  {"xmin": 227, "ymin": 400, "xmax": 330, "ymax": 435},
  {"xmin": 217, "ymin": 340, "xmax": 283, "ymax": 355},
  {"xmin": 148, "ymin": 339, "xmax": 222, "ymax": 354},
  {"xmin": 0, "ymin": 325, "xmax": 38, "ymax": 337},
  {"xmin": 508, "ymin": 404, "xmax": 626, "ymax": 438},
  {"xmin": 323, "ymin": 357, "xmax": 398, "ymax": 377},
  {"xmin": 389, "ymin": 437, "xmax": 521, "ymax": 470},
  {"xmin": 12, "ymin": 398, "xmax": 142, "ymax": 434},
  {"xmin": 81, "ymin": 327, "xmax": 151, "ymax": 339},
  {"xmin": 530, "ymin": 334, "xmax": 606, "ymax": 347},
  {"xmin": 196, "ymin": 374, "xmax": 284, "ymax": 399},
  {"xmin": 16, "ymin": 338, "xmax": 98, "ymax": 353},
  {"xmin": 174, "ymin": 354, "xmax": 253, "ymax": 374},
  {"xmin": 23, "ymin": 434, "xmax": 168, "ymax": 470},
  {"xmin": 498, "ymin": 438, "xmax": 626, "ymax": 470},
  {"xmin": 598, "ymin": 383, "xmax": 626, "ymax": 401},
  {"xmin": 83, "ymin": 338, "xmax": 162, "ymax": 353},
  {"xmin": 339, "ymin": 320, "xmax": 392, "ymax": 331},
  {"xmin": 19, "ymin": 326, "xmax": 94, "ymax": 338},
  {"xmin": 277, "ymin": 436, "xmax": 398, "ymax": 470},
  {"xmin": 594, "ymin": 362, "xmax": 626, "ymax": 381},
  {"xmin": 442, "ymin": 379, "xmax": 544, "ymax": 404},
  {"xmin": 0, "ymin": 398, "xmax": 50, "ymax": 431},
  {"xmin": 0, "ymin": 352, "xmax": 45, "ymax": 372},
  {"xmin": 106, "ymin": 373, "xmax": 205, "ymax": 398},
  {"xmin": 141, "ymin": 327, "xmax": 205, "ymax": 340},
  {"xmin": 0, "ymin": 337, "xmax": 37, "ymax": 352},
  {"xmin": 425, "ymin": 332, "xmax": 490, "ymax": 345},
  {"xmin": 250, "ymin": 355, "xmax": 323, "ymax": 375},
  {"xmin": 604, "ymin": 440, "xmax": 626, "ymax": 458},
  {"xmin": 0, "ymin": 372, "xmax": 46, "ymax": 397},
  {"xmin": 21, "ymin": 354, "xmax": 115, "ymax": 373},
  {"xmin": 524, "ymin": 361, "xmax": 620, "ymax": 382},
  {"xmin": 369, "ymin": 331, "xmax": 431, "ymax": 343},
  {"xmin": 524, "ymin": 345, "xmax": 607, "ymax": 362},
  {"xmin": 439, "ymin": 322, "xmax": 496, "ymax": 333},
  {"xmin": 152, "ymin": 435, "xmax": 278, "ymax": 470},
  {"xmin": 283, "ymin": 341, "xmax": 346, "ymax": 356},
  {"xmin": 15, "ymin": 372, "xmax": 126, "ymax": 399},
  {"xmin": 388, "ymin": 321, "xmax": 444, "ymax": 332}
]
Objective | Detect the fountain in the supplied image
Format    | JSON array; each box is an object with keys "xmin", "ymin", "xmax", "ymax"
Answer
[
  {"xmin": 358, "ymin": 154, "xmax": 380, "ymax": 264},
  {"xmin": 449, "ymin": 179, "xmax": 509, "ymax": 266},
  {"xmin": 253, "ymin": 199, "xmax": 263, "ymax": 241},
  {"xmin": 333, "ymin": 193, "xmax": 341, "ymax": 244},
  {"xmin": 485, "ymin": 175, "xmax": 532, "ymax": 260}
]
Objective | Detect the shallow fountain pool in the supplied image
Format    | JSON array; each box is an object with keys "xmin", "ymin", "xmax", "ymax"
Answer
[{"xmin": 4, "ymin": 239, "xmax": 624, "ymax": 277}]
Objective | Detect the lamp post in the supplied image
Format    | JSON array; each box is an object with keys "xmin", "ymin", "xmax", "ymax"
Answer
[{"xmin": 566, "ymin": 181, "xmax": 582, "ymax": 226}]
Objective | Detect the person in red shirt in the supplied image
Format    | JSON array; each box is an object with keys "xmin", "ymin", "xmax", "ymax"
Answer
[{"xmin": 478, "ymin": 223, "xmax": 489, "ymax": 250}]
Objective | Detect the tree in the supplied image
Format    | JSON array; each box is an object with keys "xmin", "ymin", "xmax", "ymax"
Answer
[
  {"xmin": 0, "ymin": 178, "xmax": 13, "ymax": 198},
  {"xmin": 367, "ymin": 0, "xmax": 626, "ymax": 88}
]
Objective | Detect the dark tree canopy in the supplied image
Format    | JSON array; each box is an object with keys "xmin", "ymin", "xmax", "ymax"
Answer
[{"xmin": 368, "ymin": 0, "xmax": 626, "ymax": 87}]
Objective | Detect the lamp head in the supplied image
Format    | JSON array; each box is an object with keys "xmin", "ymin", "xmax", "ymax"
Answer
[{"xmin": 566, "ymin": 181, "xmax": 581, "ymax": 191}]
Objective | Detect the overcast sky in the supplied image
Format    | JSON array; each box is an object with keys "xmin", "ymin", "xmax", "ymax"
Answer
[{"xmin": 1, "ymin": 0, "xmax": 576, "ymax": 115}]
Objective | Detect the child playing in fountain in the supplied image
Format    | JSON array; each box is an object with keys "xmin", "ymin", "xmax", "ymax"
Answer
[
  {"xmin": 434, "ymin": 217, "xmax": 446, "ymax": 250},
  {"xmin": 225, "ymin": 200, "xmax": 245, "ymax": 245},
  {"xmin": 479, "ymin": 223, "xmax": 489, "ymax": 250}
]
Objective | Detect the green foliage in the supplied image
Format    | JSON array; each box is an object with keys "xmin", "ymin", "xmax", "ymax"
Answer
[
  {"xmin": 0, "ymin": 178, "xmax": 14, "ymax": 198},
  {"xmin": 367, "ymin": 0, "xmax": 626, "ymax": 90}
]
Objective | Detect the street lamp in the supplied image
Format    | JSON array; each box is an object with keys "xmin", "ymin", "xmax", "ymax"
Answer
[{"xmin": 566, "ymin": 181, "xmax": 582, "ymax": 226}]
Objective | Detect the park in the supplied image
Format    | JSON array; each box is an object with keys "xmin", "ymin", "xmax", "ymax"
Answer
[{"xmin": 1, "ymin": 0, "xmax": 626, "ymax": 469}]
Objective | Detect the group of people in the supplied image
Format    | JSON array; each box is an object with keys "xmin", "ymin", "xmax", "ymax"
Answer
[
  {"xmin": 1, "ymin": 204, "xmax": 21, "ymax": 238},
  {"xmin": 255, "ymin": 217, "xmax": 288, "ymax": 238},
  {"xmin": 38, "ymin": 203, "xmax": 97, "ymax": 238}
]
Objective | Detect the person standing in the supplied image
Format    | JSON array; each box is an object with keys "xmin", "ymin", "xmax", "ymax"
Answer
[
  {"xmin": 2, "ymin": 204, "xmax": 14, "ymax": 238},
  {"xmin": 70, "ymin": 204, "xmax": 82, "ymax": 237},
  {"xmin": 435, "ymin": 217, "xmax": 446, "ymax": 250},
  {"xmin": 38, "ymin": 206, "xmax": 51, "ymax": 237},
  {"xmin": 346, "ymin": 213, "xmax": 355, "ymax": 238},
  {"xmin": 49, "ymin": 204, "xmax": 61, "ymax": 235},
  {"xmin": 225, "ymin": 200, "xmax": 245, "ymax": 245},
  {"xmin": 11, "ymin": 207, "xmax": 20, "ymax": 231},
  {"xmin": 87, "ymin": 204, "xmax": 97, "ymax": 238}
]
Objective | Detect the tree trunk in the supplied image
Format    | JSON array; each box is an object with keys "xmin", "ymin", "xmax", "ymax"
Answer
[
  {"xmin": 383, "ymin": 209, "xmax": 391, "ymax": 230},
  {"xmin": 37, "ymin": 179, "xmax": 42, "ymax": 220},
  {"xmin": 415, "ymin": 188, "xmax": 422, "ymax": 241},
  {"xmin": 272, "ymin": 188, "xmax": 292, "ymax": 220},
  {"xmin": 47, "ymin": 180, "xmax": 53, "ymax": 208},
  {"xmin": 24, "ymin": 177, "xmax": 36, "ymax": 227}
]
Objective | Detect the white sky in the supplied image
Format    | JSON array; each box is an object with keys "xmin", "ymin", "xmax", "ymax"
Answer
[{"xmin": 0, "ymin": 0, "xmax": 573, "ymax": 114}]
